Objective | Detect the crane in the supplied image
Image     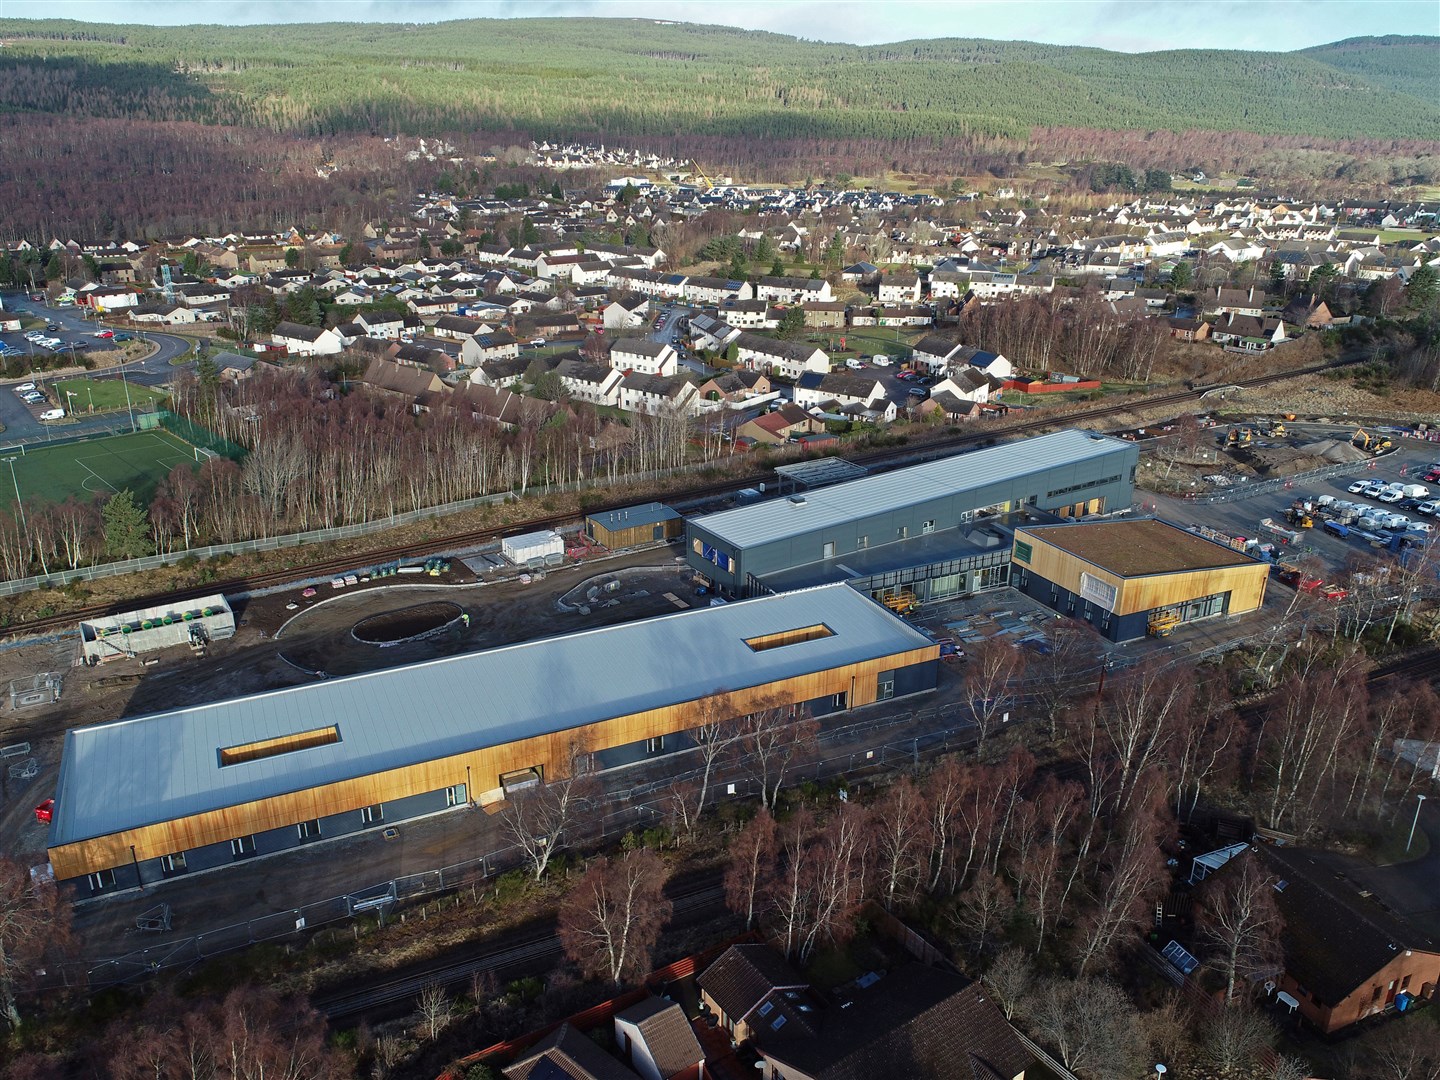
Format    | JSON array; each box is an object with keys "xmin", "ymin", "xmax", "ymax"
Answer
[{"xmin": 690, "ymin": 160, "xmax": 715, "ymax": 192}]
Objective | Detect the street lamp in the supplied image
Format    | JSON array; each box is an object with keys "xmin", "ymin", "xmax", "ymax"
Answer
[
  {"xmin": 63, "ymin": 390, "xmax": 78, "ymax": 416},
  {"xmin": 2, "ymin": 456, "xmax": 24, "ymax": 538},
  {"xmin": 1407, "ymin": 793, "xmax": 1428, "ymax": 853},
  {"xmin": 1155, "ymin": 1067, "xmax": 1167, "ymax": 1080}
]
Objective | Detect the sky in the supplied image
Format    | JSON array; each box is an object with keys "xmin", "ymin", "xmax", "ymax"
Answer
[{"xmin": 11, "ymin": 0, "xmax": 1438, "ymax": 52}]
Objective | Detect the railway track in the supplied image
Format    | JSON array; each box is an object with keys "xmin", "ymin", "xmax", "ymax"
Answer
[
  {"xmin": 312, "ymin": 879, "xmax": 725, "ymax": 1023},
  {"xmin": 1, "ymin": 358, "xmax": 1347, "ymax": 640}
]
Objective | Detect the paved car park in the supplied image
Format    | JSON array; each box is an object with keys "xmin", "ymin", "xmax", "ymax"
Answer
[{"xmin": 1148, "ymin": 437, "xmax": 1440, "ymax": 575}]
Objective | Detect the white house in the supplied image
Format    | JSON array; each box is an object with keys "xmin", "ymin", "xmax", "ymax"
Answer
[
  {"xmin": 460, "ymin": 332, "xmax": 520, "ymax": 366},
  {"xmin": 877, "ymin": 274, "xmax": 921, "ymax": 304},
  {"xmin": 271, "ymin": 321, "xmax": 344, "ymax": 356},
  {"xmin": 601, "ymin": 295, "xmax": 650, "ymax": 330},
  {"xmin": 754, "ymin": 276, "xmax": 832, "ymax": 304},
  {"xmin": 609, "ymin": 338, "xmax": 678, "ymax": 377},
  {"xmin": 555, "ymin": 359, "xmax": 623, "ymax": 406},
  {"xmin": 617, "ymin": 373, "xmax": 700, "ymax": 416},
  {"xmin": 733, "ymin": 333, "xmax": 830, "ymax": 380},
  {"xmin": 355, "ymin": 310, "xmax": 406, "ymax": 338}
]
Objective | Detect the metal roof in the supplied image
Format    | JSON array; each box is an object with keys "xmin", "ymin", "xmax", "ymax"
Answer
[
  {"xmin": 774, "ymin": 458, "xmax": 869, "ymax": 490},
  {"xmin": 587, "ymin": 502, "xmax": 680, "ymax": 531},
  {"xmin": 692, "ymin": 430, "xmax": 1133, "ymax": 549},
  {"xmin": 49, "ymin": 584, "xmax": 931, "ymax": 848}
]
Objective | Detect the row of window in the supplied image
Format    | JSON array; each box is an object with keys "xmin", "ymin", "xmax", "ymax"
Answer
[
  {"xmin": 1046, "ymin": 474, "xmax": 1122, "ymax": 499},
  {"xmin": 86, "ymin": 785, "xmax": 472, "ymax": 893}
]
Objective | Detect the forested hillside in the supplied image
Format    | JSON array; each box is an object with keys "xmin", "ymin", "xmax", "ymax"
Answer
[
  {"xmin": 0, "ymin": 18, "xmax": 1435, "ymax": 141},
  {"xmin": 1300, "ymin": 35, "xmax": 1440, "ymax": 105}
]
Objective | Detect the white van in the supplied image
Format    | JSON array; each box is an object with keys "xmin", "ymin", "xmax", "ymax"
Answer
[
  {"xmin": 39, "ymin": 408, "xmax": 65, "ymax": 421},
  {"xmin": 845, "ymin": 358, "xmax": 864, "ymax": 369}
]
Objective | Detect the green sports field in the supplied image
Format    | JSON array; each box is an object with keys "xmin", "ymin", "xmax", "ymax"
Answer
[
  {"xmin": 0, "ymin": 430, "xmax": 200, "ymax": 510},
  {"xmin": 53, "ymin": 377, "xmax": 169, "ymax": 415}
]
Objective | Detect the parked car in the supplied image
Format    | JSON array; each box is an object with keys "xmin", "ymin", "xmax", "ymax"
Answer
[
  {"xmin": 94, "ymin": 330, "xmax": 114, "ymax": 339},
  {"xmin": 1362, "ymin": 482, "xmax": 1387, "ymax": 498},
  {"xmin": 38, "ymin": 408, "xmax": 64, "ymax": 421},
  {"xmin": 1418, "ymin": 501, "xmax": 1439, "ymax": 516},
  {"xmin": 845, "ymin": 358, "xmax": 864, "ymax": 369},
  {"xmin": 45, "ymin": 323, "xmax": 58, "ymax": 332},
  {"xmin": 1347, "ymin": 480, "xmax": 1370, "ymax": 494},
  {"xmin": 114, "ymin": 333, "xmax": 132, "ymax": 342},
  {"xmin": 12, "ymin": 383, "xmax": 35, "ymax": 393},
  {"xmin": 1379, "ymin": 489, "xmax": 1404, "ymax": 503}
]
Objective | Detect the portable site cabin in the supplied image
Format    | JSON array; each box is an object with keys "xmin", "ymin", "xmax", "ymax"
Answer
[
  {"xmin": 502, "ymin": 529, "xmax": 565, "ymax": 566},
  {"xmin": 585, "ymin": 502, "xmax": 682, "ymax": 549}
]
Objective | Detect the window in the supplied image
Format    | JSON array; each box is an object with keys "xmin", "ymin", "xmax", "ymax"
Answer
[
  {"xmin": 160, "ymin": 853, "xmax": 187, "ymax": 876},
  {"xmin": 646, "ymin": 736, "xmax": 665, "ymax": 754},
  {"xmin": 856, "ymin": 535, "xmax": 868, "ymax": 550},
  {"xmin": 219, "ymin": 725, "xmax": 340, "ymax": 767},
  {"xmin": 87, "ymin": 869, "xmax": 117, "ymax": 892},
  {"xmin": 832, "ymin": 692, "xmax": 847, "ymax": 709},
  {"xmin": 1371, "ymin": 985, "xmax": 1383, "ymax": 1003},
  {"xmin": 898, "ymin": 526, "xmax": 909, "ymax": 540},
  {"xmin": 877, "ymin": 676, "xmax": 895, "ymax": 701},
  {"xmin": 745, "ymin": 624, "xmax": 834, "ymax": 652},
  {"xmin": 297, "ymin": 819, "xmax": 321, "ymax": 841},
  {"xmin": 771, "ymin": 1015, "xmax": 787, "ymax": 1031},
  {"xmin": 1402, "ymin": 975, "xmax": 1412, "ymax": 990},
  {"xmin": 922, "ymin": 519, "xmax": 935, "ymax": 534},
  {"xmin": 757, "ymin": 1001, "xmax": 774, "ymax": 1018},
  {"xmin": 446, "ymin": 784, "xmax": 467, "ymax": 807},
  {"xmin": 822, "ymin": 541, "xmax": 836, "ymax": 559},
  {"xmin": 360, "ymin": 805, "xmax": 383, "ymax": 826},
  {"xmin": 230, "ymin": 835, "xmax": 256, "ymax": 858}
]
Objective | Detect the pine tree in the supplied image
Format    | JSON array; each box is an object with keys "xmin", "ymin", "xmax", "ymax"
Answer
[{"xmin": 102, "ymin": 489, "xmax": 153, "ymax": 559}]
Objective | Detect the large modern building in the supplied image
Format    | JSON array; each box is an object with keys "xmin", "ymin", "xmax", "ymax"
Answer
[
  {"xmin": 47, "ymin": 584, "xmax": 938, "ymax": 896},
  {"xmin": 1011, "ymin": 518, "xmax": 1270, "ymax": 641},
  {"xmin": 686, "ymin": 429, "xmax": 1138, "ymax": 600}
]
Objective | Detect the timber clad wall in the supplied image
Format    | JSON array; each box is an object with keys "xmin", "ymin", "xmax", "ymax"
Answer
[
  {"xmin": 1013, "ymin": 532, "xmax": 1269, "ymax": 617},
  {"xmin": 48, "ymin": 646, "xmax": 937, "ymax": 881}
]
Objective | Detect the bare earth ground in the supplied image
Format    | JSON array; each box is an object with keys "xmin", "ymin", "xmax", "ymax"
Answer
[{"xmin": 0, "ymin": 546, "xmax": 698, "ymax": 864}]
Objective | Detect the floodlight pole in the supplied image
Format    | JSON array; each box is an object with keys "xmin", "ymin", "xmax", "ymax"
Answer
[
  {"xmin": 119, "ymin": 356, "xmax": 135, "ymax": 432},
  {"xmin": 3, "ymin": 456, "xmax": 25, "ymax": 538},
  {"xmin": 1407, "ymin": 793, "xmax": 1428, "ymax": 853}
]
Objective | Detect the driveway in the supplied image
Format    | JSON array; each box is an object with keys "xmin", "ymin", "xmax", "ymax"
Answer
[{"xmin": 1307, "ymin": 797, "xmax": 1440, "ymax": 939}]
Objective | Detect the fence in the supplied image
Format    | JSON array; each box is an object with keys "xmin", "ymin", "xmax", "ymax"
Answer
[
  {"xmin": 0, "ymin": 456, "xmax": 726, "ymax": 601},
  {"xmin": 1179, "ymin": 457, "xmax": 1373, "ymax": 505},
  {"xmin": 157, "ymin": 410, "xmax": 246, "ymax": 462},
  {"xmin": 47, "ymin": 703, "xmax": 978, "ymax": 994}
]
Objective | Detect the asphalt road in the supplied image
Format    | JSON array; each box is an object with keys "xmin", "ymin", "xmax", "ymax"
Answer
[
  {"xmin": 1147, "ymin": 430, "xmax": 1440, "ymax": 578},
  {"xmin": 0, "ymin": 290, "xmax": 195, "ymax": 441}
]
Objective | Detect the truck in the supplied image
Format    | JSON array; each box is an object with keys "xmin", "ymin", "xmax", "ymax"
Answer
[
  {"xmin": 1400, "ymin": 484, "xmax": 1430, "ymax": 499},
  {"xmin": 1259, "ymin": 517, "xmax": 1301, "ymax": 544},
  {"xmin": 1322, "ymin": 519, "xmax": 1350, "ymax": 538}
]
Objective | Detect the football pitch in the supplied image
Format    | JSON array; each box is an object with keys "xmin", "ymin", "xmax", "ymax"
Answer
[{"xmin": 0, "ymin": 430, "xmax": 201, "ymax": 510}]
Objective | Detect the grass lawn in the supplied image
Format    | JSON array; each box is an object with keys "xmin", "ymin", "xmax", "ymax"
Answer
[
  {"xmin": 0, "ymin": 429, "xmax": 198, "ymax": 509},
  {"xmin": 54, "ymin": 376, "xmax": 169, "ymax": 415}
]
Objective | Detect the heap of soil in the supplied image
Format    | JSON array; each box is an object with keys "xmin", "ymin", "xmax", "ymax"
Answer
[{"xmin": 353, "ymin": 602, "xmax": 463, "ymax": 644}]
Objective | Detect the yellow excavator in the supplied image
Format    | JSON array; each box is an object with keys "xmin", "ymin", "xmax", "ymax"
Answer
[
  {"xmin": 1225, "ymin": 427, "xmax": 1254, "ymax": 448},
  {"xmin": 1352, "ymin": 427, "xmax": 1393, "ymax": 455}
]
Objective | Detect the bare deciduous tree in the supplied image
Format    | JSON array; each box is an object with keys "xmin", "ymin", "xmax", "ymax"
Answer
[
  {"xmin": 558, "ymin": 849, "xmax": 672, "ymax": 986},
  {"xmin": 1196, "ymin": 854, "xmax": 1284, "ymax": 1005},
  {"xmin": 414, "ymin": 982, "xmax": 454, "ymax": 1042},
  {"xmin": 0, "ymin": 857, "xmax": 73, "ymax": 1031},
  {"xmin": 723, "ymin": 807, "xmax": 777, "ymax": 931},
  {"xmin": 983, "ymin": 947, "xmax": 1033, "ymax": 1021},
  {"xmin": 964, "ymin": 639, "xmax": 1025, "ymax": 756},
  {"xmin": 499, "ymin": 740, "xmax": 600, "ymax": 881},
  {"xmin": 728, "ymin": 700, "xmax": 819, "ymax": 810}
]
